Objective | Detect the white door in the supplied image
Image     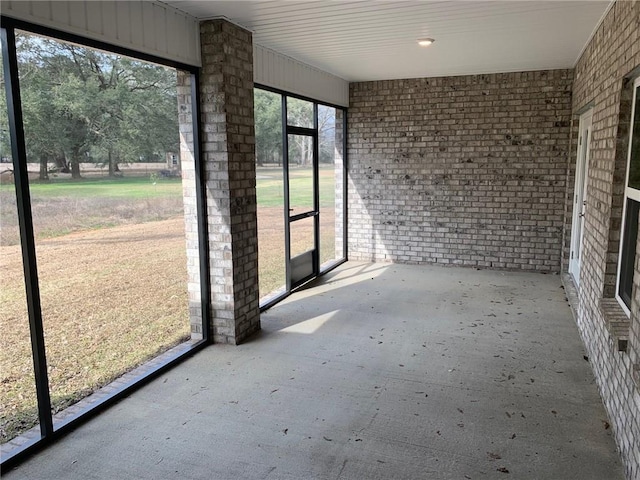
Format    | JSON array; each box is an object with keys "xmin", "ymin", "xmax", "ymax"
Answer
[{"xmin": 569, "ymin": 109, "xmax": 593, "ymax": 285}]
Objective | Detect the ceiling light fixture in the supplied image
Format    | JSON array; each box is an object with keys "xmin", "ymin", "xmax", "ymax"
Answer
[{"xmin": 417, "ymin": 38, "xmax": 435, "ymax": 47}]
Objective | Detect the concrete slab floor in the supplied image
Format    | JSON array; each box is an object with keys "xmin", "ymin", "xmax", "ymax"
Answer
[{"xmin": 4, "ymin": 262, "xmax": 624, "ymax": 480}]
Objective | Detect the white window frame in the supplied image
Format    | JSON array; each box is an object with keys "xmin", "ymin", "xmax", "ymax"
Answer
[{"xmin": 616, "ymin": 76, "xmax": 640, "ymax": 317}]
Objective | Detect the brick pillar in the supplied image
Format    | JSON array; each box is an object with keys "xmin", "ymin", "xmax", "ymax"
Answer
[
  {"xmin": 176, "ymin": 71, "xmax": 203, "ymax": 339},
  {"xmin": 199, "ymin": 19, "xmax": 260, "ymax": 344}
]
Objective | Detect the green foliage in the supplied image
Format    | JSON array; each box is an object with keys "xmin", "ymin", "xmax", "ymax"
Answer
[
  {"xmin": 0, "ymin": 47, "xmax": 11, "ymax": 164},
  {"xmin": 253, "ymin": 89, "xmax": 339, "ymax": 168},
  {"xmin": 254, "ymin": 89, "xmax": 283, "ymax": 166},
  {"xmin": 14, "ymin": 33, "xmax": 179, "ymax": 178}
]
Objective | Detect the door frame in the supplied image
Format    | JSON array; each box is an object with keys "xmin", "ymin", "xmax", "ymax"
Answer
[
  {"xmin": 283, "ymin": 98, "xmax": 320, "ymax": 290},
  {"xmin": 569, "ymin": 108, "xmax": 593, "ymax": 285}
]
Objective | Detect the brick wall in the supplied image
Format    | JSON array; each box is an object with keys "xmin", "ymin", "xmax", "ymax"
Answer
[
  {"xmin": 176, "ymin": 70, "xmax": 203, "ymax": 339},
  {"xmin": 348, "ymin": 70, "xmax": 573, "ymax": 271},
  {"xmin": 566, "ymin": 2, "xmax": 640, "ymax": 478},
  {"xmin": 199, "ymin": 19, "xmax": 260, "ymax": 344}
]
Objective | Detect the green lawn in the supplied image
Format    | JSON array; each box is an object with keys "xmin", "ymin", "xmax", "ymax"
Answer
[
  {"xmin": 1, "ymin": 167, "xmax": 337, "ymax": 205},
  {"xmin": 1, "ymin": 166, "xmax": 343, "ymax": 443},
  {"xmin": 256, "ymin": 166, "xmax": 338, "ymax": 208},
  {"xmin": 0, "ymin": 175, "xmax": 183, "ymax": 199}
]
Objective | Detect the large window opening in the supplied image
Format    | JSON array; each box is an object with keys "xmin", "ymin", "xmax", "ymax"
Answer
[
  {"xmin": 254, "ymin": 88, "xmax": 286, "ymax": 302},
  {"xmin": 1, "ymin": 20, "xmax": 207, "ymax": 467},
  {"xmin": 617, "ymin": 77, "xmax": 640, "ymax": 314},
  {"xmin": 0, "ymin": 42, "xmax": 40, "ymax": 446},
  {"xmin": 254, "ymin": 86, "xmax": 346, "ymax": 306}
]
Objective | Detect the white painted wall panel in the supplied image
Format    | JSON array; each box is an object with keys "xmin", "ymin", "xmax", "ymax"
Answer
[
  {"xmin": 2, "ymin": 0, "xmax": 201, "ymax": 67},
  {"xmin": 101, "ymin": 2, "xmax": 118, "ymax": 42},
  {"xmin": 50, "ymin": 1, "xmax": 69, "ymax": 26},
  {"xmin": 254, "ymin": 44, "xmax": 349, "ymax": 107},
  {"xmin": 141, "ymin": 2, "xmax": 156, "ymax": 52},
  {"xmin": 155, "ymin": 3, "xmax": 168, "ymax": 54},
  {"xmin": 116, "ymin": 3, "xmax": 131, "ymax": 45},
  {"xmin": 86, "ymin": 1, "xmax": 102, "ymax": 36},
  {"xmin": 29, "ymin": 2, "xmax": 51, "ymax": 20},
  {"xmin": 129, "ymin": 2, "xmax": 144, "ymax": 49},
  {"xmin": 69, "ymin": 3, "xmax": 86, "ymax": 33}
]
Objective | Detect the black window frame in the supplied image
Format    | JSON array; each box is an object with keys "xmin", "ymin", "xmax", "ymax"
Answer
[
  {"xmin": 617, "ymin": 78, "xmax": 640, "ymax": 314},
  {"xmin": 0, "ymin": 16, "xmax": 210, "ymax": 471},
  {"xmin": 254, "ymin": 84, "xmax": 348, "ymax": 311}
]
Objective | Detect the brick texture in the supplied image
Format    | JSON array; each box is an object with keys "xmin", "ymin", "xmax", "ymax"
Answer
[
  {"xmin": 348, "ymin": 70, "xmax": 573, "ymax": 271},
  {"xmin": 176, "ymin": 71, "xmax": 203, "ymax": 339},
  {"xmin": 199, "ymin": 19, "xmax": 260, "ymax": 344},
  {"xmin": 567, "ymin": 1, "xmax": 640, "ymax": 478}
]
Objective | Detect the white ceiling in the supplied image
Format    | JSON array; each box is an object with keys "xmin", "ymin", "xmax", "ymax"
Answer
[{"xmin": 162, "ymin": 0, "xmax": 611, "ymax": 82}]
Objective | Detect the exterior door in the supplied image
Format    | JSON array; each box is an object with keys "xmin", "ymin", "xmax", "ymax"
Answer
[
  {"xmin": 569, "ymin": 109, "xmax": 593, "ymax": 285},
  {"xmin": 285, "ymin": 129, "xmax": 319, "ymax": 289}
]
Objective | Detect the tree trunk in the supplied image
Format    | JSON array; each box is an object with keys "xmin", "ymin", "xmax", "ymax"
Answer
[
  {"xmin": 39, "ymin": 155, "xmax": 49, "ymax": 181},
  {"xmin": 55, "ymin": 154, "xmax": 70, "ymax": 173},
  {"xmin": 108, "ymin": 150, "xmax": 115, "ymax": 177},
  {"xmin": 70, "ymin": 150, "xmax": 81, "ymax": 179}
]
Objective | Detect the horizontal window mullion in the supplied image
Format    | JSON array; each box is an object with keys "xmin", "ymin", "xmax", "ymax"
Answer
[{"xmin": 626, "ymin": 187, "xmax": 640, "ymax": 203}]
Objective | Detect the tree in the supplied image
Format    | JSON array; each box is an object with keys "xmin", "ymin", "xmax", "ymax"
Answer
[
  {"xmin": 253, "ymin": 91, "xmax": 338, "ymax": 169},
  {"xmin": 254, "ymin": 89, "xmax": 282, "ymax": 166},
  {"xmin": 15, "ymin": 33, "xmax": 179, "ymax": 180}
]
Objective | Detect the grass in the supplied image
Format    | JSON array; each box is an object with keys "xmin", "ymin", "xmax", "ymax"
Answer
[
  {"xmin": 255, "ymin": 166, "xmax": 338, "ymax": 208},
  {"xmin": 1, "ymin": 175, "xmax": 184, "ymax": 199},
  {"xmin": 256, "ymin": 166, "xmax": 341, "ymax": 296},
  {"xmin": 0, "ymin": 176, "xmax": 185, "ymax": 246},
  {"xmin": 0, "ymin": 166, "xmax": 343, "ymax": 443}
]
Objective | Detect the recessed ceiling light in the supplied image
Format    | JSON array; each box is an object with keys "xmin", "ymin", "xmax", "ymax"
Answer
[{"xmin": 417, "ymin": 38, "xmax": 435, "ymax": 47}]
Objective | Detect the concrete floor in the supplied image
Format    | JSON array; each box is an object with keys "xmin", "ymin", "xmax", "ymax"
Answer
[{"xmin": 4, "ymin": 262, "xmax": 623, "ymax": 479}]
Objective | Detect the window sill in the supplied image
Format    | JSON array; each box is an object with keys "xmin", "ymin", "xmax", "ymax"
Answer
[{"xmin": 599, "ymin": 298, "xmax": 630, "ymax": 353}]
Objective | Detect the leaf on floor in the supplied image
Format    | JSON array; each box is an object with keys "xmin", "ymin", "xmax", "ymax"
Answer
[
  {"xmin": 487, "ymin": 452, "xmax": 502, "ymax": 460},
  {"xmin": 497, "ymin": 467, "xmax": 509, "ymax": 473}
]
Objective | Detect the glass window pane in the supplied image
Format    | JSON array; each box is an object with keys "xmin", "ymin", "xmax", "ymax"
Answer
[
  {"xmin": 0, "ymin": 40, "xmax": 41, "ymax": 445},
  {"xmin": 290, "ymin": 216, "xmax": 315, "ymax": 258},
  {"xmin": 618, "ymin": 199, "xmax": 638, "ymax": 309},
  {"xmin": 318, "ymin": 106, "xmax": 345, "ymax": 269},
  {"xmin": 16, "ymin": 31, "xmax": 199, "ymax": 423},
  {"xmin": 288, "ymin": 134, "xmax": 314, "ymax": 215},
  {"xmin": 254, "ymin": 89, "xmax": 286, "ymax": 300},
  {"xmin": 287, "ymin": 97, "xmax": 313, "ymax": 128},
  {"xmin": 629, "ymin": 85, "xmax": 640, "ymax": 191}
]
